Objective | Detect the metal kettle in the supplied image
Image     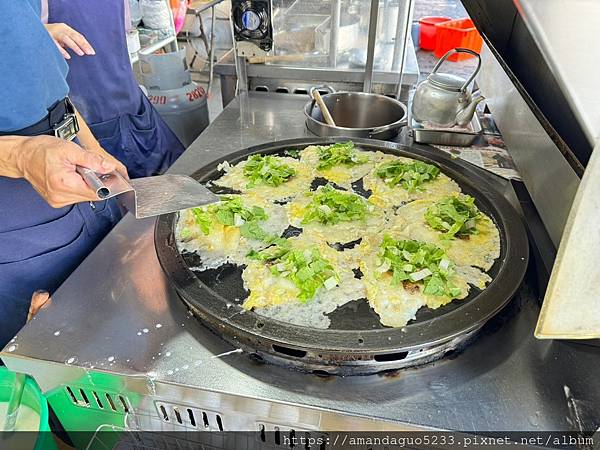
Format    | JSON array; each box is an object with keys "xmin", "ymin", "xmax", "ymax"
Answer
[{"xmin": 412, "ymin": 48, "xmax": 483, "ymax": 127}]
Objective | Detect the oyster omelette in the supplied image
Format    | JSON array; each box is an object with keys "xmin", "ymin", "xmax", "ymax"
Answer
[{"xmin": 176, "ymin": 141, "xmax": 501, "ymax": 329}]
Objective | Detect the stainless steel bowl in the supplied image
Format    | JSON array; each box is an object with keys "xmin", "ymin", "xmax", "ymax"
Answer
[{"xmin": 304, "ymin": 91, "xmax": 408, "ymax": 140}]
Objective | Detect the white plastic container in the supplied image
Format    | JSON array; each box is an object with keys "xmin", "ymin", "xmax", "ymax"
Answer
[{"xmin": 126, "ymin": 29, "xmax": 141, "ymax": 55}]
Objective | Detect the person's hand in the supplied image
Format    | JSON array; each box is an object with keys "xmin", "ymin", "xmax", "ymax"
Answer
[
  {"xmin": 44, "ymin": 23, "xmax": 95, "ymax": 59},
  {"xmin": 86, "ymin": 145, "xmax": 129, "ymax": 180},
  {"xmin": 17, "ymin": 135, "xmax": 117, "ymax": 208},
  {"xmin": 27, "ymin": 291, "xmax": 52, "ymax": 322}
]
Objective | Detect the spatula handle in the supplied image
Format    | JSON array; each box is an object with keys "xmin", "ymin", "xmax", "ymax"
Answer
[{"xmin": 76, "ymin": 166, "xmax": 110, "ymax": 199}]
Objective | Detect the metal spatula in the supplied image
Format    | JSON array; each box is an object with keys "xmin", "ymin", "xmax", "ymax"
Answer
[
  {"xmin": 77, "ymin": 167, "xmax": 219, "ymax": 218},
  {"xmin": 535, "ymin": 140, "xmax": 600, "ymax": 339}
]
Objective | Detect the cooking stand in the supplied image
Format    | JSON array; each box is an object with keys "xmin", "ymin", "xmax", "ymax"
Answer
[{"xmin": 2, "ymin": 93, "xmax": 598, "ymax": 448}]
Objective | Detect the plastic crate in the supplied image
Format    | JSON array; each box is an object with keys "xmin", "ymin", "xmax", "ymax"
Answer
[
  {"xmin": 419, "ymin": 16, "xmax": 451, "ymax": 51},
  {"xmin": 434, "ymin": 18, "xmax": 483, "ymax": 61}
]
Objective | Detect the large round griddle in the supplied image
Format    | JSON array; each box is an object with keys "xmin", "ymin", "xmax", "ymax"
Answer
[{"xmin": 155, "ymin": 137, "xmax": 529, "ymax": 375}]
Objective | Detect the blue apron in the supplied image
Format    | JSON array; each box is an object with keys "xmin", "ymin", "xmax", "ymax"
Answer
[
  {"xmin": 0, "ymin": 1, "xmax": 125, "ymax": 348},
  {"xmin": 48, "ymin": 0, "xmax": 185, "ymax": 178},
  {"xmin": 0, "ymin": 166, "xmax": 123, "ymax": 348}
]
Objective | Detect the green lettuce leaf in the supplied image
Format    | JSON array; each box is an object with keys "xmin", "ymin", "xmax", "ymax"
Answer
[
  {"xmin": 243, "ymin": 154, "xmax": 297, "ymax": 188},
  {"xmin": 316, "ymin": 141, "xmax": 368, "ymax": 170},
  {"xmin": 301, "ymin": 184, "xmax": 368, "ymax": 225},
  {"xmin": 375, "ymin": 160, "xmax": 440, "ymax": 192},
  {"xmin": 377, "ymin": 235, "xmax": 461, "ymax": 298},
  {"xmin": 190, "ymin": 196, "xmax": 268, "ymax": 238},
  {"xmin": 248, "ymin": 241, "xmax": 339, "ymax": 302},
  {"xmin": 424, "ymin": 195, "xmax": 481, "ymax": 239}
]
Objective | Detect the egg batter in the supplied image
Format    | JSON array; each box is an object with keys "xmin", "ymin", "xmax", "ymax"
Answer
[
  {"xmin": 214, "ymin": 155, "xmax": 314, "ymax": 201},
  {"xmin": 363, "ymin": 154, "xmax": 461, "ymax": 209},
  {"xmin": 358, "ymin": 232, "xmax": 489, "ymax": 327},
  {"xmin": 242, "ymin": 236, "xmax": 366, "ymax": 329},
  {"xmin": 391, "ymin": 198, "xmax": 501, "ymax": 271},
  {"xmin": 299, "ymin": 145, "xmax": 384, "ymax": 188},
  {"xmin": 177, "ymin": 195, "xmax": 289, "ymax": 269},
  {"xmin": 286, "ymin": 185, "xmax": 389, "ymax": 245}
]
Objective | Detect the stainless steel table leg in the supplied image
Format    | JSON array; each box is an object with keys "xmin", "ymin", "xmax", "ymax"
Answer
[
  {"xmin": 392, "ymin": 0, "xmax": 414, "ymax": 97},
  {"xmin": 328, "ymin": 0, "xmax": 341, "ymax": 68},
  {"xmin": 198, "ymin": 14, "xmax": 210, "ymax": 56},
  {"xmin": 363, "ymin": 0, "xmax": 380, "ymax": 93}
]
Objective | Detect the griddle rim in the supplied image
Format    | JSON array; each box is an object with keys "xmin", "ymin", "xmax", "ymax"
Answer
[{"xmin": 155, "ymin": 137, "xmax": 529, "ymax": 357}]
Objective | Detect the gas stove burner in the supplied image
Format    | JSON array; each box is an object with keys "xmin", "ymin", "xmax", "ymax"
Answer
[
  {"xmin": 155, "ymin": 137, "xmax": 529, "ymax": 376},
  {"xmin": 187, "ymin": 299, "xmax": 481, "ymax": 376},
  {"xmin": 232, "ymin": 0, "xmax": 273, "ymax": 52}
]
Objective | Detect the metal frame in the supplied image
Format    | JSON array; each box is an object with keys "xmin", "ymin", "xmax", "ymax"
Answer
[
  {"xmin": 180, "ymin": 0, "xmax": 227, "ymax": 92},
  {"xmin": 393, "ymin": 0, "xmax": 414, "ymax": 95},
  {"xmin": 363, "ymin": 0, "xmax": 380, "ymax": 92},
  {"xmin": 231, "ymin": 0, "xmax": 417, "ymax": 98},
  {"xmin": 328, "ymin": 0, "xmax": 341, "ymax": 68}
]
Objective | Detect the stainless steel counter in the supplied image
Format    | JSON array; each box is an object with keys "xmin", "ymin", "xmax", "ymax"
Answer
[{"xmin": 2, "ymin": 93, "xmax": 599, "ymax": 436}]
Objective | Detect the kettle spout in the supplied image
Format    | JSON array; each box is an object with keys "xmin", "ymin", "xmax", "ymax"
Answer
[{"xmin": 456, "ymin": 96, "xmax": 485, "ymax": 127}]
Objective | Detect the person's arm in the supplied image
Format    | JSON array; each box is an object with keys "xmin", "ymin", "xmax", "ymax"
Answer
[
  {"xmin": 0, "ymin": 135, "xmax": 117, "ymax": 208},
  {"xmin": 74, "ymin": 109, "xmax": 129, "ymax": 178},
  {"xmin": 28, "ymin": 290, "xmax": 51, "ymax": 322}
]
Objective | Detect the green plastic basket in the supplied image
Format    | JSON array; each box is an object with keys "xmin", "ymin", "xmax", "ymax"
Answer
[{"xmin": 0, "ymin": 367, "xmax": 58, "ymax": 450}]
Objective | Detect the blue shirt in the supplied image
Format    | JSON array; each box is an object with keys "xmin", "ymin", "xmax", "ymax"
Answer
[{"xmin": 0, "ymin": 0, "xmax": 69, "ymax": 131}]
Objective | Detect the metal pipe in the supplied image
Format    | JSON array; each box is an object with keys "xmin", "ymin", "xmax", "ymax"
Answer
[
  {"xmin": 77, "ymin": 166, "xmax": 110, "ymax": 199},
  {"xmin": 229, "ymin": 9, "xmax": 248, "ymax": 96},
  {"xmin": 392, "ymin": 0, "xmax": 414, "ymax": 98},
  {"xmin": 328, "ymin": 0, "xmax": 341, "ymax": 68},
  {"xmin": 363, "ymin": 0, "xmax": 380, "ymax": 93},
  {"xmin": 208, "ymin": 4, "xmax": 217, "ymax": 93},
  {"xmin": 235, "ymin": 55, "xmax": 248, "ymax": 95}
]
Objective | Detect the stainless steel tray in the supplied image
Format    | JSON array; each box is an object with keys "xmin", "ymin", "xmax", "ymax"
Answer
[{"xmin": 411, "ymin": 114, "xmax": 483, "ymax": 147}]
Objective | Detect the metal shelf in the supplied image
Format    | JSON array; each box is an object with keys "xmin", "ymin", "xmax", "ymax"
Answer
[
  {"xmin": 131, "ymin": 35, "xmax": 177, "ymax": 64},
  {"xmin": 140, "ymin": 35, "xmax": 177, "ymax": 55}
]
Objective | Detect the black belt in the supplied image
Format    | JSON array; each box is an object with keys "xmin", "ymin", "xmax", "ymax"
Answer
[{"xmin": 0, "ymin": 98, "xmax": 79, "ymax": 140}]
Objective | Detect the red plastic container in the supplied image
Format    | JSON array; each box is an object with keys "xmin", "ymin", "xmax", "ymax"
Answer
[
  {"xmin": 419, "ymin": 16, "xmax": 451, "ymax": 51},
  {"xmin": 434, "ymin": 18, "xmax": 483, "ymax": 61}
]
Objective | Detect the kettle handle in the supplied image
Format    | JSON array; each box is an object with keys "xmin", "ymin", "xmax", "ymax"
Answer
[{"xmin": 431, "ymin": 48, "xmax": 482, "ymax": 92}]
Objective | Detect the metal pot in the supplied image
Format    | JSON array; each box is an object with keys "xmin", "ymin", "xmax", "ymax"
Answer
[
  {"xmin": 304, "ymin": 88, "xmax": 407, "ymax": 140},
  {"xmin": 411, "ymin": 48, "xmax": 483, "ymax": 127}
]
